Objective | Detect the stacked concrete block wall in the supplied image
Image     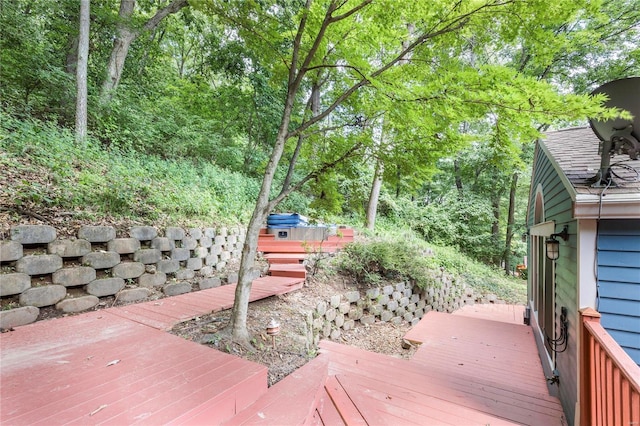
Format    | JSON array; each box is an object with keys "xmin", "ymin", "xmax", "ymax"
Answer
[
  {"xmin": 0, "ymin": 224, "xmax": 245, "ymax": 329},
  {"xmin": 311, "ymin": 272, "xmax": 505, "ymax": 341}
]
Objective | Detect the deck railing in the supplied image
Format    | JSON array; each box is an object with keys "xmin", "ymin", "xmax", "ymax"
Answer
[{"xmin": 580, "ymin": 308, "xmax": 640, "ymax": 426}]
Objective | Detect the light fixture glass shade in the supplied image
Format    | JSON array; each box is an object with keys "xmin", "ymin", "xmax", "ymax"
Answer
[{"xmin": 546, "ymin": 237, "xmax": 560, "ymax": 260}]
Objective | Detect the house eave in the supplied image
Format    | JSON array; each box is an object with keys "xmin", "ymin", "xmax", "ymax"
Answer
[{"xmin": 574, "ymin": 194, "xmax": 640, "ymax": 219}]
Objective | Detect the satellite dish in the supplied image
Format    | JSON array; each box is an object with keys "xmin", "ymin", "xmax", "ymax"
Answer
[{"xmin": 588, "ymin": 77, "xmax": 640, "ymax": 187}]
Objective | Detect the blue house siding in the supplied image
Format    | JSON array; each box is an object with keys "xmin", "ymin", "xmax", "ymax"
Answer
[{"xmin": 597, "ymin": 219, "xmax": 640, "ymax": 365}]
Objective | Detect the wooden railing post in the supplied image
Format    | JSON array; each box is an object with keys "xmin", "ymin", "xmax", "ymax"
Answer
[{"xmin": 580, "ymin": 308, "xmax": 601, "ymax": 426}]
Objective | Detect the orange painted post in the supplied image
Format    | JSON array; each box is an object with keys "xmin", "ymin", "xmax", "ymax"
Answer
[{"xmin": 580, "ymin": 308, "xmax": 601, "ymax": 426}]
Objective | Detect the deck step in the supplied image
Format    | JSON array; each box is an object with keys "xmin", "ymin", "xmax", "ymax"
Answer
[
  {"xmin": 224, "ymin": 355, "xmax": 329, "ymax": 425},
  {"xmin": 263, "ymin": 253, "xmax": 307, "ymax": 264},
  {"xmin": 323, "ymin": 376, "xmax": 367, "ymax": 425},
  {"xmin": 269, "ymin": 263, "xmax": 307, "ymax": 279}
]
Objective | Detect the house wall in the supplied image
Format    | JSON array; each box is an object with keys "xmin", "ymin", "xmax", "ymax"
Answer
[
  {"xmin": 527, "ymin": 145, "xmax": 578, "ymax": 425},
  {"xmin": 597, "ymin": 219, "xmax": 640, "ymax": 365}
]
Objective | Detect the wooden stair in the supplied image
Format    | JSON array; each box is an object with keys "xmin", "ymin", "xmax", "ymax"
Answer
[{"xmin": 268, "ymin": 263, "xmax": 307, "ymax": 279}]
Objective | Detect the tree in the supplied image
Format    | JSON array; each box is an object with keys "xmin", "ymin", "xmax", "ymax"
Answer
[
  {"xmin": 75, "ymin": 0, "xmax": 90, "ymax": 143},
  {"xmin": 198, "ymin": 0, "xmax": 621, "ymax": 345},
  {"xmin": 100, "ymin": 0, "xmax": 189, "ymax": 102}
]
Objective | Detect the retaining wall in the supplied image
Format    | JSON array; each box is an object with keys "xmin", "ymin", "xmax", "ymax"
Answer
[
  {"xmin": 0, "ymin": 224, "xmax": 245, "ymax": 329},
  {"xmin": 306, "ymin": 273, "xmax": 506, "ymax": 344}
]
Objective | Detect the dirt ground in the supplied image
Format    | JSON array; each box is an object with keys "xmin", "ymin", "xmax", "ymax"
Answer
[{"xmin": 170, "ymin": 264, "xmax": 417, "ymax": 386}]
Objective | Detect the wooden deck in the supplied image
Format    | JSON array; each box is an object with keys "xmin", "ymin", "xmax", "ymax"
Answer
[
  {"xmin": 224, "ymin": 306, "xmax": 566, "ymax": 425},
  {"xmin": 0, "ymin": 276, "xmax": 304, "ymax": 425}
]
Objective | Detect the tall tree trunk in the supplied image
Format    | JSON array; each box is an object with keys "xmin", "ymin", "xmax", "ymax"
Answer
[
  {"xmin": 491, "ymin": 193, "xmax": 501, "ymax": 265},
  {"xmin": 454, "ymin": 159, "xmax": 463, "ymax": 198},
  {"xmin": 365, "ymin": 159, "xmax": 384, "ymax": 230},
  {"xmin": 503, "ymin": 172, "xmax": 518, "ymax": 275},
  {"xmin": 100, "ymin": 0, "xmax": 189, "ymax": 102},
  {"xmin": 75, "ymin": 0, "xmax": 90, "ymax": 143}
]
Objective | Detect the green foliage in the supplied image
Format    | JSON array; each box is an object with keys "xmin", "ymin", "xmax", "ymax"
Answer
[
  {"xmin": 337, "ymin": 230, "xmax": 526, "ymax": 303},
  {"xmin": 0, "ymin": 112, "xmax": 260, "ymax": 225}
]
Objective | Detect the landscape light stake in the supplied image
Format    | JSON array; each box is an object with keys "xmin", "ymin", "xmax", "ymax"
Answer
[{"xmin": 266, "ymin": 319, "xmax": 280, "ymax": 349}]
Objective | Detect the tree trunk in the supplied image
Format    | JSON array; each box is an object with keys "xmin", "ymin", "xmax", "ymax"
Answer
[
  {"xmin": 491, "ymin": 193, "xmax": 501, "ymax": 265},
  {"xmin": 503, "ymin": 172, "xmax": 518, "ymax": 275},
  {"xmin": 100, "ymin": 0, "xmax": 189, "ymax": 102},
  {"xmin": 454, "ymin": 159, "xmax": 463, "ymax": 198},
  {"xmin": 365, "ymin": 159, "xmax": 384, "ymax": 230},
  {"xmin": 228, "ymin": 92, "xmax": 297, "ymax": 345},
  {"xmin": 75, "ymin": 0, "xmax": 89, "ymax": 143}
]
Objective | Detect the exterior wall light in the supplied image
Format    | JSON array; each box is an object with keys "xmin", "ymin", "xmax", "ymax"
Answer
[{"xmin": 545, "ymin": 225, "xmax": 569, "ymax": 261}]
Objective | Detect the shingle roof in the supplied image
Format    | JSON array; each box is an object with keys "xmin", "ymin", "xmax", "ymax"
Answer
[{"xmin": 540, "ymin": 126, "xmax": 640, "ymax": 196}]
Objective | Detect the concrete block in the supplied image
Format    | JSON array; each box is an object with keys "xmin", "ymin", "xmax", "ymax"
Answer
[
  {"xmin": 0, "ymin": 273, "xmax": 31, "ymax": 296},
  {"xmin": 386, "ymin": 300, "xmax": 398, "ymax": 312},
  {"xmin": 0, "ymin": 306, "xmax": 39, "ymax": 329},
  {"xmin": 312, "ymin": 318, "xmax": 323, "ymax": 330},
  {"xmin": 170, "ymin": 248, "xmax": 190, "ymax": 262},
  {"xmin": 151, "ymin": 237, "xmax": 174, "ymax": 251},
  {"xmin": 199, "ymin": 266, "xmax": 214, "ymax": 277},
  {"xmin": 157, "ymin": 259, "xmax": 180, "ymax": 273},
  {"xmin": 226, "ymin": 272, "xmax": 238, "ymax": 284},
  {"xmin": 214, "ymin": 236, "xmax": 226, "ymax": 245},
  {"xmin": 53, "ymin": 266, "xmax": 96, "ymax": 286},
  {"xmin": 369, "ymin": 304, "xmax": 383, "ymax": 316},
  {"xmin": 406, "ymin": 303, "xmax": 416, "ymax": 312},
  {"xmin": 199, "ymin": 277, "xmax": 221, "ymax": 290},
  {"xmin": 203, "ymin": 228, "xmax": 216, "ymax": 238},
  {"xmin": 417, "ymin": 300, "xmax": 426, "ymax": 310},
  {"xmin": 345, "ymin": 290, "xmax": 360, "ymax": 303},
  {"xmin": 107, "ymin": 238, "xmax": 141, "ymax": 254},
  {"xmin": 48, "ymin": 239, "xmax": 91, "ymax": 258},
  {"xmin": 330, "ymin": 328, "xmax": 341, "ymax": 340},
  {"xmin": 19, "ymin": 285, "xmax": 66, "ymax": 307},
  {"xmin": 78, "ymin": 226, "xmax": 115, "ymax": 242},
  {"xmin": 395, "ymin": 282, "xmax": 405, "ymax": 292},
  {"xmin": 165, "ymin": 227, "xmax": 185, "ymax": 240},
  {"xmin": 199, "ymin": 236, "xmax": 212, "ymax": 248},
  {"xmin": 360, "ymin": 315, "xmax": 375, "ymax": 325},
  {"xmin": 215, "ymin": 262, "xmax": 226, "ymax": 271},
  {"xmin": 134, "ymin": 249, "xmax": 162, "ymax": 264},
  {"xmin": 390, "ymin": 316, "xmax": 402, "ymax": 325},
  {"xmin": 193, "ymin": 247, "xmax": 208, "ymax": 259},
  {"xmin": 399, "ymin": 297, "xmax": 409, "ymax": 307},
  {"xmin": 392, "ymin": 291, "xmax": 402, "ymax": 300},
  {"xmin": 205, "ymin": 255, "xmax": 219, "ymax": 266},
  {"xmin": 56, "ymin": 295, "xmax": 99, "ymax": 313},
  {"xmin": 112, "ymin": 262, "xmax": 145, "ymax": 279},
  {"xmin": 181, "ymin": 236, "xmax": 198, "ymax": 250},
  {"xmin": 342, "ymin": 319, "xmax": 355, "ymax": 331},
  {"xmin": 163, "ymin": 282, "xmax": 191, "ymax": 296},
  {"xmin": 403, "ymin": 312, "xmax": 414, "ymax": 322},
  {"xmin": 348, "ymin": 307, "xmax": 363, "ymax": 320},
  {"xmin": 330, "ymin": 295, "xmax": 341, "ymax": 308},
  {"xmin": 382, "ymin": 285, "xmax": 394, "ymax": 295},
  {"xmin": 210, "ymin": 245, "xmax": 222, "ymax": 256},
  {"xmin": 186, "ymin": 258, "xmax": 203, "ymax": 271},
  {"xmin": 0, "ymin": 241, "xmax": 23, "ymax": 262},
  {"xmin": 188, "ymin": 228, "xmax": 203, "ymax": 239},
  {"xmin": 82, "ymin": 251, "xmax": 120, "ymax": 269},
  {"xmin": 338, "ymin": 301, "xmax": 351, "ymax": 314},
  {"xmin": 415, "ymin": 309, "xmax": 424, "ymax": 319},
  {"xmin": 86, "ymin": 277, "xmax": 125, "ymax": 297},
  {"xmin": 129, "ymin": 226, "xmax": 157, "ymax": 241},
  {"xmin": 381, "ymin": 310, "xmax": 393, "ymax": 322},
  {"xmin": 116, "ymin": 288, "xmax": 151, "ymax": 303},
  {"xmin": 410, "ymin": 318, "xmax": 420, "ymax": 326},
  {"xmin": 138, "ymin": 272, "xmax": 166, "ymax": 288},
  {"xmin": 396, "ymin": 306, "xmax": 406, "ymax": 317},
  {"xmin": 322, "ymin": 322, "xmax": 331, "ymax": 337},
  {"xmin": 316, "ymin": 301, "xmax": 327, "ymax": 316},
  {"xmin": 325, "ymin": 308, "xmax": 337, "ymax": 322},
  {"xmin": 11, "ymin": 225, "xmax": 56, "ymax": 244},
  {"xmin": 334, "ymin": 313, "xmax": 345, "ymax": 328},
  {"xmin": 410, "ymin": 294, "xmax": 419, "ymax": 303},
  {"xmin": 175, "ymin": 269, "xmax": 195, "ymax": 280},
  {"xmin": 220, "ymin": 251, "xmax": 231, "ymax": 262},
  {"xmin": 227, "ymin": 235, "xmax": 237, "ymax": 245},
  {"xmin": 366, "ymin": 287, "xmax": 380, "ymax": 299},
  {"xmin": 218, "ymin": 227, "xmax": 228, "ymax": 237},
  {"xmin": 16, "ymin": 254, "xmax": 63, "ymax": 275},
  {"xmin": 378, "ymin": 294, "xmax": 389, "ymax": 305}
]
